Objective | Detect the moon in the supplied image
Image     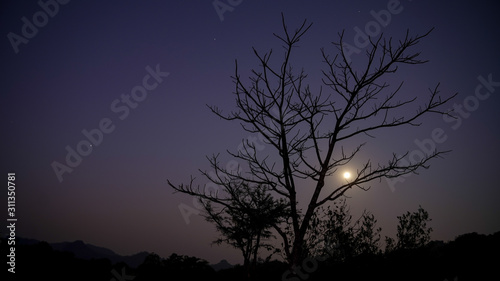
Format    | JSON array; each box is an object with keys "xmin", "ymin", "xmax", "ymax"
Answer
[{"xmin": 343, "ymin": 171, "xmax": 351, "ymax": 180}]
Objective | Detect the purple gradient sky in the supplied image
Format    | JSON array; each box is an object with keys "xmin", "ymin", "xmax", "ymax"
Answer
[{"xmin": 1, "ymin": 0, "xmax": 499, "ymax": 264}]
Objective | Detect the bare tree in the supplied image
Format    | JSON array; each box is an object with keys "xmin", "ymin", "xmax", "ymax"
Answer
[{"xmin": 169, "ymin": 14, "xmax": 456, "ymax": 268}]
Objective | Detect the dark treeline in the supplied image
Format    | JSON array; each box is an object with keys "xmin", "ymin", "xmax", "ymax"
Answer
[
  {"xmin": 311, "ymin": 231, "xmax": 500, "ymax": 281},
  {"xmin": 2, "ymin": 231, "xmax": 499, "ymax": 281}
]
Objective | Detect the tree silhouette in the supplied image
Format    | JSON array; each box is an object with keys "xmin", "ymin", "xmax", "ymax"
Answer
[
  {"xmin": 201, "ymin": 182, "xmax": 288, "ymax": 279},
  {"xmin": 395, "ymin": 205, "xmax": 433, "ymax": 250},
  {"xmin": 169, "ymin": 14, "xmax": 456, "ymax": 268},
  {"xmin": 355, "ymin": 210, "xmax": 382, "ymax": 256},
  {"xmin": 307, "ymin": 199, "xmax": 381, "ymax": 261}
]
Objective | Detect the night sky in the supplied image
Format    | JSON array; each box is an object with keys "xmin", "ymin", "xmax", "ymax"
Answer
[{"xmin": 1, "ymin": 0, "xmax": 500, "ymax": 265}]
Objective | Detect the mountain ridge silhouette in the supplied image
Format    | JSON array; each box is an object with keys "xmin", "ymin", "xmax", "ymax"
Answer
[{"xmin": 15, "ymin": 237, "xmax": 233, "ymax": 270}]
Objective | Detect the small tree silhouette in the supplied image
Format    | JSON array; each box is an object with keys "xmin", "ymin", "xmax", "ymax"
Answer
[
  {"xmin": 308, "ymin": 199, "xmax": 381, "ymax": 261},
  {"xmin": 395, "ymin": 205, "xmax": 433, "ymax": 250},
  {"xmin": 355, "ymin": 211, "xmax": 382, "ymax": 256},
  {"xmin": 385, "ymin": 205, "xmax": 433, "ymax": 252},
  {"xmin": 200, "ymin": 182, "xmax": 288, "ymax": 279}
]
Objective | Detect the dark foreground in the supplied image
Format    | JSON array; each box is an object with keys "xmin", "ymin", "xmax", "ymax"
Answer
[{"xmin": 2, "ymin": 231, "xmax": 499, "ymax": 281}]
